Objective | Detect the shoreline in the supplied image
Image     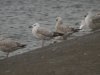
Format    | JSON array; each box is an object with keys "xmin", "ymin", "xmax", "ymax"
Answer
[{"xmin": 0, "ymin": 30, "xmax": 100, "ymax": 75}]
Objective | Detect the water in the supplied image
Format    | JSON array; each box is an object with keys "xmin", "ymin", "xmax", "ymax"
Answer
[{"xmin": 0, "ymin": 0, "xmax": 100, "ymax": 59}]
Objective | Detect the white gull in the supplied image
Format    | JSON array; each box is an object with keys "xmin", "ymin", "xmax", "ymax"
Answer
[
  {"xmin": 79, "ymin": 10, "xmax": 100, "ymax": 31},
  {"xmin": 29, "ymin": 23, "xmax": 64, "ymax": 47}
]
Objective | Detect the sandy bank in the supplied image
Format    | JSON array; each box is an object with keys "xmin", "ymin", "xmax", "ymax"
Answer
[{"xmin": 0, "ymin": 31, "xmax": 100, "ymax": 75}]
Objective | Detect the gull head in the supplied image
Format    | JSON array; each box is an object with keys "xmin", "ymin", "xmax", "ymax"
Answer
[
  {"xmin": 32, "ymin": 23, "xmax": 40, "ymax": 28},
  {"xmin": 86, "ymin": 9, "xmax": 100, "ymax": 19},
  {"xmin": 84, "ymin": 9, "xmax": 100, "ymax": 19},
  {"xmin": 84, "ymin": 11, "xmax": 93, "ymax": 18},
  {"xmin": 56, "ymin": 17, "xmax": 62, "ymax": 21},
  {"xmin": 29, "ymin": 23, "xmax": 40, "ymax": 28}
]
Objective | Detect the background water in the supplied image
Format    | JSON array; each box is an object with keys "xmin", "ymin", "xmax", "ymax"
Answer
[{"xmin": 0, "ymin": 0, "xmax": 100, "ymax": 59}]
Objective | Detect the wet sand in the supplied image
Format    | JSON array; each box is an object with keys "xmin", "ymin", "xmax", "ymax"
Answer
[{"xmin": 0, "ymin": 30, "xmax": 100, "ymax": 75}]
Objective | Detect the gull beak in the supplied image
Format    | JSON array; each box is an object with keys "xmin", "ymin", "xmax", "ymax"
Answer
[
  {"xmin": 28, "ymin": 26, "xmax": 32, "ymax": 28},
  {"xmin": 84, "ymin": 14, "xmax": 87, "ymax": 17},
  {"xmin": 56, "ymin": 18, "xmax": 58, "ymax": 21}
]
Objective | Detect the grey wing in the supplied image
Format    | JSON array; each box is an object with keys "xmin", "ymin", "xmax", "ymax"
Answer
[
  {"xmin": 92, "ymin": 16, "xmax": 100, "ymax": 23},
  {"xmin": 91, "ymin": 16, "xmax": 100, "ymax": 30},
  {"xmin": 61, "ymin": 25, "xmax": 73, "ymax": 33},
  {"xmin": 37, "ymin": 27, "xmax": 53, "ymax": 37},
  {"xmin": 0, "ymin": 39, "xmax": 17, "ymax": 47},
  {"xmin": 0, "ymin": 39, "xmax": 17, "ymax": 52}
]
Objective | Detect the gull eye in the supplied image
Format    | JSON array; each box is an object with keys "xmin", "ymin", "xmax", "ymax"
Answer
[{"xmin": 34, "ymin": 24, "xmax": 36, "ymax": 26}]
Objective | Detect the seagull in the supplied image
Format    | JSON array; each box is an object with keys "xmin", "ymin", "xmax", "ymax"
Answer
[
  {"xmin": 29, "ymin": 23, "xmax": 64, "ymax": 47},
  {"xmin": 79, "ymin": 20, "xmax": 89, "ymax": 30},
  {"xmin": 79, "ymin": 10, "xmax": 100, "ymax": 31},
  {"xmin": 55, "ymin": 17, "xmax": 79, "ymax": 39},
  {"xmin": 0, "ymin": 38, "xmax": 26, "ymax": 58}
]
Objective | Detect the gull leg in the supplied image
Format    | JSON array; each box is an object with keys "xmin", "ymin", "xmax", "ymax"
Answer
[
  {"xmin": 42, "ymin": 40, "xmax": 44, "ymax": 47},
  {"xmin": 6, "ymin": 52, "xmax": 9, "ymax": 58}
]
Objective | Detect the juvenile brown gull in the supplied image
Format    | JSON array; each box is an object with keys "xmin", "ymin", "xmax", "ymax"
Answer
[
  {"xmin": 0, "ymin": 38, "xmax": 26, "ymax": 58},
  {"xmin": 55, "ymin": 17, "xmax": 79, "ymax": 39}
]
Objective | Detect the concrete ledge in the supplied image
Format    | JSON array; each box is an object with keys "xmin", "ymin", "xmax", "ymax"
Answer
[{"xmin": 0, "ymin": 31, "xmax": 100, "ymax": 75}]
